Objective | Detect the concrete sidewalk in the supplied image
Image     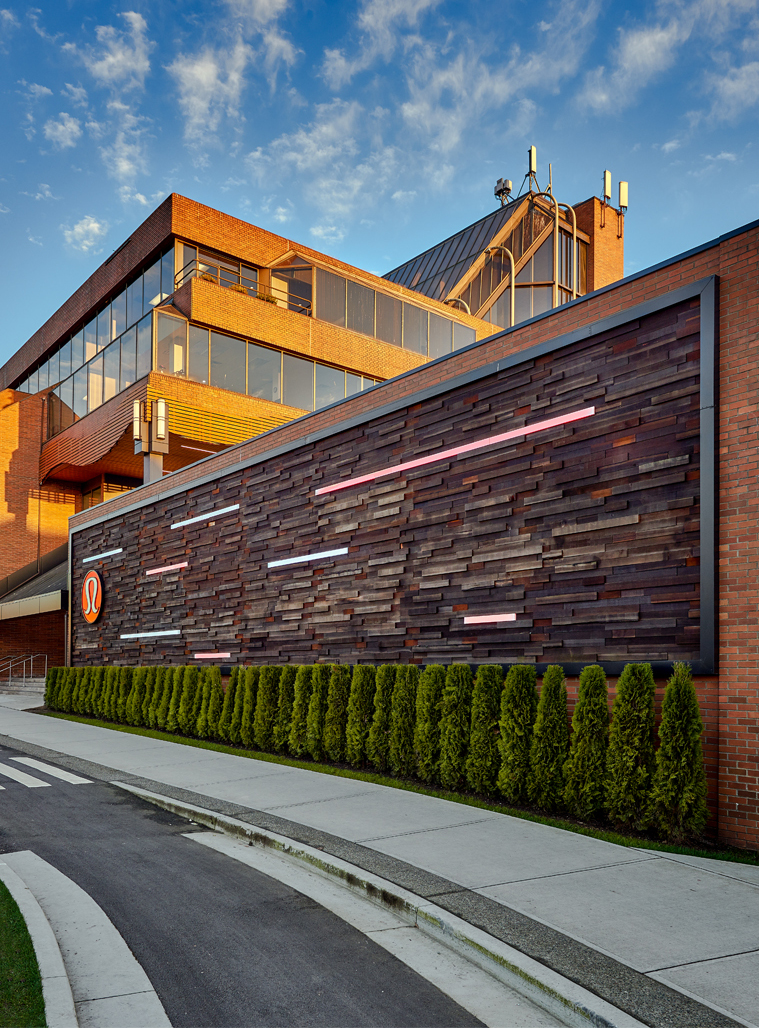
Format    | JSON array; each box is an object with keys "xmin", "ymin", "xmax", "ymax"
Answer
[{"xmin": 1, "ymin": 698, "xmax": 756, "ymax": 1028}]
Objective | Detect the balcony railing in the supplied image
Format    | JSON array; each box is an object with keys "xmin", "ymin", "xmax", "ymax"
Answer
[{"xmin": 175, "ymin": 259, "xmax": 312, "ymax": 316}]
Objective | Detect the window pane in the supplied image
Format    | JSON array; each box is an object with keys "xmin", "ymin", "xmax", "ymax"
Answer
[
  {"xmin": 346, "ymin": 281, "xmax": 374, "ymax": 336},
  {"xmin": 188, "ymin": 326, "xmax": 209, "ymax": 384},
  {"xmin": 47, "ymin": 388, "xmax": 60, "ymax": 438},
  {"xmin": 515, "ymin": 258, "xmax": 532, "ymax": 285},
  {"xmin": 88, "ymin": 355, "xmax": 103, "ymax": 412},
  {"xmin": 489, "ymin": 290, "xmax": 510, "ymax": 330},
  {"xmin": 247, "ymin": 342, "xmax": 280, "ymax": 401},
  {"xmin": 29, "ymin": 369, "xmax": 39, "ymax": 394},
  {"xmin": 156, "ymin": 312, "xmax": 187, "ymax": 377},
  {"xmin": 533, "ymin": 285, "xmax": 552, "ymax": 316},
  {"xmin": 315, "ymin": 268, "xmax": 345, "ymax": 326},
  {"xmin": 362, "ymin": 377, "xmax": 376, "ymax": 389},
  {"xmin": 60, "ymin": 375, "xmax": 74, "ymax": 430},
  {"xmin": 127, "ymin": 277, "xmax": 143, "ymax": 328},
  {"xmin": 241, "ymin": 265, "xmax": 258, "ymax": 294},
  {"xmin": 97, "ymin": 304, "xmax": 111, "ymax": 351},
  {"xmin": 533, "ymin": 236, "xmax": 553, "ymax": 282},
  {"xmin": 428, "ymin": 313, "xmax": 452, "ymax": 359},
  {"xmin": 111, "ymin": 290, "xmax": 126, "ymax": 338},
  {"xmin": 346, "ymin": 372, "xmax": 361, "ymax": 397},
  {"xmin": 161, "ymin": 247, "xmax": 175, "ymax": 299},
  {"xmin": 376, "ymin": 292, "xmax": 402, "ymax": 346},
  {"xmin": 103, "ymin": 341, "xmax": 119, "ymax": 402},
  {"xmin": 315, "ymin": 363, "xmax": 344, "ymax": 409},
  {"xmin": 210, "ymin": 331, "xmax": 246, "ymax": 393},
  {"xmin": 59, "ymin": 339, "xmax": 72, "ymax": 380},
  {"xmin": 403, "ymin": 303, "xmax": 427, "ymax": 355},
  {"xmin": 73, "ymin": 367, "xmax": 87, "ymax": 419},
  {"xmin": 136, "ymin": 313, "xmax": 152, "ymax": 379},
  {"xmin": 283, "ymin": 353, "xmax": 313, "ymax": 410},
  {"xmin": 120, "ymin": 327, "xmax": 136, "ymax": 390},
  {"xmin": 84, "ymin": 317, "xmax": 98, "ymax": 361},
  {"xmin": 71, "ymin": 329, "xmax": 84, "ymax": 371},
  {"xmin": 38, "ymin": 360, "xmax": 49, "ymax": 391},
  {"xmin": 514, "ymin": 286, "xmax": 531, "ymax": 325},
  {"xmin": 453, "ymin": 323, "xmax": 476, "ymax": 350},
  {"xmin": 51, "ymin": 350, "xmax": 62, "ymax": 387},
  {"xmin": 144, "ymin": 259, "xmax": 161, "ymax": 311}
]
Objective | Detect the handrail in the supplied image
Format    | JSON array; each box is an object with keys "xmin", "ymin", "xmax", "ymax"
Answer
[
  {"xmin": 0, "ymin": 653, "xmax": 48, "ymax": 686},
  {"xmin": 175, "ymin": 259, "xmax": 313, "ymax": 317}
]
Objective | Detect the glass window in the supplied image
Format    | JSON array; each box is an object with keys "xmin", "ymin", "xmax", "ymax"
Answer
[
  {"xmin": 59, "ymin": 339, "xmax": 72, "ymax": 380},
  {"xmin": 103, "ymin": 341, "xmax": 119, "ymax": 402},
  {"xmin": 241, "ymin": 265, "xmax": 258, "ymax": 295},
  {"xmin": 188, "ymin": 326, "xmax": 209, "ymax": 384},
  {"xmin": 533, "ymin": 285, "xmax": 552, "ymax": 316},
  {"xmin": 48, "ymin": 388, "xmax": 61, "ymax": 438},
  {"xmin": 283, "ymin": 353, "xmax": 314, "ymax": 411},
  {"xmin": 488, "ymin": 290, "xmax": 510, "ymax": 330},
  {"xmin": 272, "ymin": 259, "xmax": 312, "ymax": 315},
  {"xmin": 127, "ymin": 277, "xmax": 143, "ymax": 328},
  {"xmin": 29, "ymin": 369, "xmax": 38, "ymax": 393},
  {"xmin": 179, "ymin": 244, "xmax": 197, "ymax": 287},
  {"xmin": 403, "ymin": 303, "xmax": 427, "ymax": 355},
  {"xmin": 428, "ymin": 313, "xmax": 452, "ymax": 359},
  {"xmin": 161, "ymin": 247, "xmax": 175, "ymax": 300},
  {"xmin": 210, "ymin": 331, "xmax": 246, "ymax": 393},
  {"xmin": 143, "ymin": 259, "xmax": 161, "ymax": 311},
  {"xmin": 156, "ymin": 312, "xmax": 187, "ymax": 377},
  {"xmin": 51, "ymin": 350, "xmax": 62, "ymax": 387},
  {"xmin": 346, "ymin": 281, "xmax": 374, "ymax": 336},
  {"xmin": 362, "ymin": 377, "xmax": 376, "ymax": 389},
  {"xmin": 120, "ymin": 327, "xmax": 136, "ymax": 390},
  {"xmin": 60, "ymin": 375, "xmax": 74, "ymax": 430},
  {"xmin": 84, "ymin": 317, "xmax": 98, "ymax": 362},
  {"xmin": 376, "ymin": 292, "xmax": 402, "ymax": 346},
  {"xmin": 315, "ymin": 268, "xmax": 345, "ymax": 327},
  {"xmin": 346, "ymin": 372, "xmax": 361, "ymax": 397},
  {"xmin": 515, "ymin": 258, "xmax": 532, "ymax": 285},
  {"xmin": 453, "ymin": 323, "xmax": 475, "ymax": 352},
  {"xmin": 514, "ymin": 287, "xmax": 531, "ymax": 324},
  {"xmin": 16, "ymin": 379, "xmax": 28, "ymax": 393},
  {"xmin": 71, "ymin": 329, "xmax": 84, "ymax": 371},
  {"xmin": 88, "ymin": 355, "xmax": 103, "ymax": 412},
  {"xmin": 73, "ymin": 366, "xmax": 87, "ymax": 420},
  {"xmin": 533, "ymin": 236, "xmax": 553, "ymax": 282},
  {"xmin": 111, "ymin": 290, "xmax": 126, "ymax": 339},
  {"xmin": 97, "ymin": 304, "xmax": 111, "ymax": 351},
  {"xmin": 136, "ymin": 313, "xmax": 152, "ymax": 379},
  {"xmin": 37, "ymin": 360, "xmax": 49, "ymax": 392},
  {"xmin": 315, "ymin": 363, "xmax": 344, "ymax": 409},
  {"xmin": 247, "ymin": 342, "xmax": 280, "ymax": 401}
]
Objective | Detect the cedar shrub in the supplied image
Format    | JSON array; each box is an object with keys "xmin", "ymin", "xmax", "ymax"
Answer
[
  {"xmin": 345, "ymin": 665, "xmax": 377, "ymax": 767},
  {"xmin": 165, "ymin": 667, "xmax": 186, "ymax": 734},
  {"xmin": 306, "ymin": 664, "xmax": 333, "ymax": 762},
  {"xmin": 497, "ymin": 665, "xmax": 538, "ymax": 803},
  {"xmin": 254, "ymin": 666, "xmax": 282, "ymax": 752},
  {"xmin": 389, "ymin": 665, "xmax": 419, "ymax": 778},
  {"xmin": 178, "ymin": 667, "xmax": 200, "ymax": 735},
  {"xmin": 439, "ymin": 664, "xmax": 474, "ymax": 791},
  {"xmin": 324, "ymin": 665, "xmax": 353, "ymax": 764},
  {"xmin": 228, "ymin": 668, "xmax": 247, "ymax": 745},
  {"xmin": 527, "ymin": 665, "xmax": 569, "ymax": 812},
  {"xmin": 206, "ymin": 667, "xmax": 224, "ymax": 740},
  {"xmin": 218, "ymin": 667, "xmax": 238, "ymax": 743},
  {"xmin": 466, "ymin": 664, "xmax": 503, "ymax": 795},
  {"xmin": 288, "ymin": 666, "xmax": 313, "ymax": 757},
  {"xmin": 239, "ymin": 667, "xmax": 259, "ymax": 748},
  {"xmin": 366, "ymin": 665, "xmax": 397, "ymax": 772},
  {"xmin": 141, "ymin": 667, "xmax": 157, "ymax": 725},
  {"xmin": 273, "ymin": 666, "xmax": 298, "ymax": 753},
  {"xmin": 605, "ymin": 662, "xmax": 656, "ymax": 830},
  {"xmin": 115, "ymin": 667, "xmax": 133, "ymax": 723},
  {"xmin": 563, "ymin": 664, "xmax": 610, "ymax": 820},
  {"xmin": 414, "ymin": 664, "xmax": 446, "ymax": 784}
]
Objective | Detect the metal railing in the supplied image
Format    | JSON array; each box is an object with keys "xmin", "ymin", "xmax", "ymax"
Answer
[
  {"xmin": 175, "ymin": 259, "xmax": 312, "ymax": 316},
  {"xmin": 0, "ymin": 653, "xmax": 48, "ymax": 687}
]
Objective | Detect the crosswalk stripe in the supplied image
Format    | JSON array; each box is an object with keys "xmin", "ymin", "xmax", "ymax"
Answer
[
  {"xmin": 10, "ymin": 757, "xmax": 92, "ymax": 785},
  {"xmin": 0, "ymin": 763, "xmax": 51, "ymax": 788}
]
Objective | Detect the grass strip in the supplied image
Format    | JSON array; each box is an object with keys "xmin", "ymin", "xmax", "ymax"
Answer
[
  {"xmin": 41, "ymin": 708, "xmax": 759, "ymax": 867},
  {"xmin": 0, "ymin": 880, "xmax": 46, "ymax": 1028}
]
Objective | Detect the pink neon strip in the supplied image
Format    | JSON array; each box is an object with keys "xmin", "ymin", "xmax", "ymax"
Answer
[
  {"xmin": 194, "ymin": 652, "xmax": 231, "ymax": 659},
  {"xmin": 463, "ymin": 613, "xmax": 517, "ymax": 625},
  {"xmin": 315, "ymin": 406, "xmax": 595, "ymax": 495},
  {"xmin": 146, "ymin": 562, "xmax": 189, "ymax": 576}
]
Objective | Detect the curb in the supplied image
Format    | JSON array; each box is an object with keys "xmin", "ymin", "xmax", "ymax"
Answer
[
  {"xmin": 116, "ymin": 781, "xmax": 647, "ymax": 1028},
  {"xmin": 0, "ymin": 859, "xmax": 78, "ymax": 1028}
]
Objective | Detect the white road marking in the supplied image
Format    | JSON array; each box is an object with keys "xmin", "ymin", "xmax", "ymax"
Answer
[
  {"xmin": 0, "ymin": 762, "xmax": 51, "ymax": 788},
  {"xmin": 11, "ymin": 757, "xmax": 92, "ymax": 784}
]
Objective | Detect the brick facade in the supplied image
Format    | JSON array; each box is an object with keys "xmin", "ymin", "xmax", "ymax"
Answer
[{"xmin": 0, "ymin": 611, "xmax": 65, "ymax": 669}]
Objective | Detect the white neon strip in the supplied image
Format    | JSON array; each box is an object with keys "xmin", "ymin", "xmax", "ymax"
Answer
[
  {"xmin": 181, "ymin": 444, "xmax": 217, "ymax": 455},
  {"xmin": 315, "ymin": 406, "xmax": 596, "ymax": 495},
  {"xmin": 268, "ymin": 547, "xmax": 349, "ymax": 569},
  {"xmin": 82, "ymin": 548, "xmax": 123, "ymax": 564},
  {"xmin": 463, "ymin": 613, "xmax": 517, "ymax": 625},
  {"xmin": 194, "ymin": 652, "xmax": 231, "ymax": 659},
  {"xmin": 120, "ymin": 629, "xmax": 181, "ymax": 639},
  {"xmin": 171, "ymin": 504, "xmax": 239, "ymax": 529},
  {"xmin": 11, "ymin": 757, "xmax": 91, "ymax": 784},
  {"xmin": 146, "ymin": 562, "xmax": 189, "ymax": 576}
]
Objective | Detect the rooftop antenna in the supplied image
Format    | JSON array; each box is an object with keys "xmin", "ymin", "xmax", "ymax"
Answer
[
  {"xmin": 548, "ymin": 163, "xmax": 553, "ymax": 196},
  {"xmin": 618, "ymin": 180, "xmax": 628, "ymax": 238},
  {"xmin": 494, "ymin": 177, "xmax": 512, "ymax": 207},
  {"xmin": 528, "ymin": 145, "xmax": 539, "ymax": 192},
  {"xmin": 601, "ymin": 168, "xmax": 612, "ymax": 227}
]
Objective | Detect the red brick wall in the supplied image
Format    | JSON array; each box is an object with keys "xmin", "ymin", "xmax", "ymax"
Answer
[
  {"xmin": 0, "ymin": 611, "xmax": 65, "ymax": 669},
  {"xmin": 574, "ymin": 196, "xmax": 625, "ymax": 292}
]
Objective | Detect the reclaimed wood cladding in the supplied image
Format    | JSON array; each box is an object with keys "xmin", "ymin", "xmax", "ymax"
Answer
[{"xmin": 72, "ymin": 299, "xmax": 701, "ymax": 666}]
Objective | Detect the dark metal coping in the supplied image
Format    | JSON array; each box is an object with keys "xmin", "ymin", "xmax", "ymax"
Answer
[
  {"xmin": 0, "ymin": 543, "xmax": 68, "ymax": 602},
  {"xmin": 68, "ymin": 276, "xmax": 718, "ymax": 677},
  {"xmin": 0, "ymin": 732, "xmax": 741, "ymax": 1028},
  {"xmin": 0, "ymin": 561, "xmax": 68, "ymax": 604}
]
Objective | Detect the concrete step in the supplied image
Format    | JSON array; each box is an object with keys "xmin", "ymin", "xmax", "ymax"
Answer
[{"xmin": 0, "ymin": 678, "xmax": 46, "ymax": 693}]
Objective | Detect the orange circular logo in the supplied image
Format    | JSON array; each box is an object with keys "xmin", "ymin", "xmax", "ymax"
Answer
[{"xmin": 81, "ymin": 570, "xmax": 103, "ymax": 624}]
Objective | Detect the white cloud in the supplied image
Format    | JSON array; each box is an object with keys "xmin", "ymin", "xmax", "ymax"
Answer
[
  {"xmin": 705, "ymin": 151, "xmax": 738, "ymax": 160},
  {"xmin": 661, "ymin": 139, "xmax": 681, "ymax": 153},
  {"xmin": 27, "ymin": 231, "xmax": 42, "ymax": 246},
  {"xmin": 0, "ymin": 202, "xmax": 10, "ymax": 213},
  {"xmin": 98, "ymin": 101, "xmax": 148, "ymax": 181},
  {"xmin": 43, "ymin": 112, "xmax": 82, "ymax": 149},
  {"xmin": 223, "ymin": 0, "xmax": 298, "ymax": 83},
  {"xmin": 19, "ymin": 81, "xmax": 52, "ymax": 101},
  {"xmin": 392, "ymin": 189, "xmax": 417, "ymax": 202},
  {"xmin": 22, "ymin": 183, "xmax": 58, "ymax": 200},
  {"xmin": 61, "ymin": 215, "xmax": 108, "ymax": 252},
  {"xmin": 118, "ymin": 185, "xmax": 149, "ymax": 205},
  {"xmin": 62, "ymin": 83, "xmax": 88, "ymax": 107},
  {"xmin": 707, "ymin": 61, "xmax": 759, "ymax": 120},
  {"xmin": 1, "ymin": 9, "xmax": 19, "ymax": 27},
  {"xmin": 63, "ymin": 12, "xmax": 153, "ymax": 92}
]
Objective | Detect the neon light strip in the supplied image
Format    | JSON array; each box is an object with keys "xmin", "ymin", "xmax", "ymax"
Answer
[
  {"xmin": 82, "ymin": 548, "xmax": 123, "ymax": 564},
  {"xmin": 194, "ymin": 652, "xmax": 231, "ymax": 659},
  {"xmin": 315, "ymin": 406, "xmax": 596, "ymax": 495},
  {"xmin": 463, "ymin": 613, "xmax": 517, "ymax": 625},
  {"xmin": 268, "ymin": 547, "xmax": 349, "ymax": 569},
  {"xmin": 146, "ymin": 562, "xmax": 189, "ymax": 576},
  {"xmin": 120, "ymin": 630, "xmax": 181, "ymax": 639},
  {"xmin": 181, "ymin": 445, "xmax": 218, "ymax": 455},
  {"xmin": 171, "ymin": 504, "xmax": 239, "ymax": 529}
]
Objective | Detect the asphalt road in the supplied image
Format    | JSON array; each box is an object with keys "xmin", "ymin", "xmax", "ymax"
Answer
[{"xmin": 0, "ymin": 741, "xmax": 484, "ymax": 1028}]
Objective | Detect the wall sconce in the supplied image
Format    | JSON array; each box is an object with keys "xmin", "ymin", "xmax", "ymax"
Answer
[{"xmin": 155, "ymin": 398, "xmax": 167, "ymax": 441}]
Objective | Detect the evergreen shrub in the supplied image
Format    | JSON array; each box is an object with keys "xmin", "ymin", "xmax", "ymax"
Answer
[
  {"xmin": 274, "ymin": 666, "xmax": 298, "ymax": 753},
  {"xmin": 178, "ymin": 667, "xmax": 200, "ymax": 734},
  {"xmin": 239, "ymin": 667, "xmax": 259, "ymax": 748},
  {"xmin": 414, "ymin": 664, "xmax": 446, "ymax": 783},
  {"xmin": 466, "ymin": 664, "xmax": 503, "ymax": 795},
  {"xmin": 154, "ymin": 667, "xmax": 173, "ymax": 729},
  {"xmin": 306, "ymin": 664, "xmax": 333, "ymax": 761},
  {"xmin": 195, "ymin": 670, "xmax": 211, "ymax": 738},
  {"xmin": 649, "ymin": 662, "xmax": 710, "ymax": 843},
  {"xmin": 345, "ymin": 665, "xmax": 376, "ymax": 767},
  {"xmin": 101, "ymin": 667, "xmax": 118, "ymax": 720},
  {"xmin": 288, "ymin": 666, "xmax": 313, "ymax": 757},
  {"xmin": 527, "ymin": 665, "xmax": 569, "ymax": 811},
  {"xmin": 254, "ymin": 666, "xmax": 282, "ymax": 751},
  {"xmin": 206, "ymin": 667, "xmax": 224, "ymax": 740},
  {"xmin": 228, "ymin": 668, "xmax": 247, "ymax": 745},
  {"xmin": 116, "ymin": 667, "xmax": 133, "ymax": 723},
  {"xmin": 165, "ymin": 667, "xmax": 186, "ymax": 734},
  {"xmin": 563, "ymin": 664, "xmax": 609, "ymax": 820},
  {"xmin": 147, "ymin": 668, "xmax": 165, "ymax": 728},
  {"xmin": 218, "ymin": 668, "xmax": 238, "ymax": 743},
  {"xmin": 497, "ymin": 665, "xmax": 538, "ymax": 803},
  {"xmin": 439, "ymin": 664, "xmax": 474, "ymax": 791},
  {"xmin": 367, "ymin": 665, "xmax": 397, "ymax": 772},
  {"xmin": 126, "ymin": 668, "xmax": 147, "ymax": 726},
  {"xmin": 142, "ymin": 668, "xmax": 157, "ymax": 725},
  {"xmin": 389, "ymin": 666, "xmax": 419, "ymax": 777},
  {"xmin": 324, "ymin": 665, "xmax": 353, "ymax": 764},
  {"xmin": 605, "ymin": 663, "xmax": 656, "ymax": 830},
  {"xmin": 44, "ymin": 667, "xmax": 59, "ymax": 707}
]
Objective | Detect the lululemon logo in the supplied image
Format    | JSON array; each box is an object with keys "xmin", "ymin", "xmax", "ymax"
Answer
[{"xmin": 81, "ymin": 570, "xmax": 103, "ymax": 624}]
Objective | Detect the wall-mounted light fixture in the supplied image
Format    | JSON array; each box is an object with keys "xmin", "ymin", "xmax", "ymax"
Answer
[{"xmin": 155, "ymin": 398, "xmax": 167, "ymax": 441}]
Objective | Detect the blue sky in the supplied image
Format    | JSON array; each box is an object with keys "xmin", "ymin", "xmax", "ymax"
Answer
[{"xmin": 1, "ymin": 0, "xmax": 758, "ymax": 367}]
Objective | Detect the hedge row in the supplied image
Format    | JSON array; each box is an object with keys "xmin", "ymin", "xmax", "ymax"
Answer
[{"xmin": 44, "ymin": 660, "xmax": 709, "ymax": 843}]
